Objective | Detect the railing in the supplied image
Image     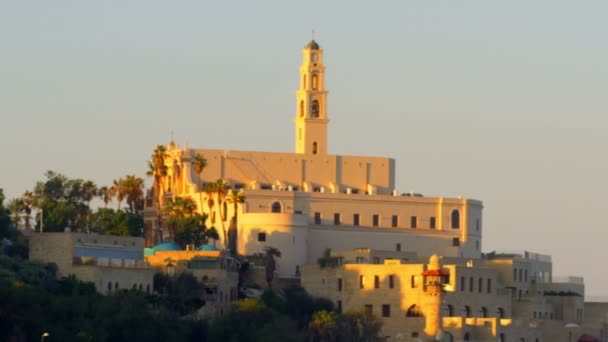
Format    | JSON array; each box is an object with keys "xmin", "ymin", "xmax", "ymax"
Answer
[{"xmin": 72, "ymin": 257, "xmax": 149, "ymax": 269}]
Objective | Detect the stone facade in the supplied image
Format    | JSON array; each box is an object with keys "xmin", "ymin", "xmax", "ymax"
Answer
[{"xmin": 28, "ymin": 232, "xmax": 154, "ymax": 295}]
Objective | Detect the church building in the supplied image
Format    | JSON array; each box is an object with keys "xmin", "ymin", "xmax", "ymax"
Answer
[{"xmin": 143, "ymin": 40, "xmax": 483, "ymax": 280}]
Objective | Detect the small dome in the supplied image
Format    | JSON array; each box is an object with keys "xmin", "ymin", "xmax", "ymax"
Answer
[
  {"xmin": 197, "ymin": 244, "xmax": 220, "ymax": 251},
  {"xmin": 151, "ymin": 241, "xmax": 182, "ymax": 251},
  {"xmin": 306, "ymin": 40, "xmax": 320, "ymax": 50}
]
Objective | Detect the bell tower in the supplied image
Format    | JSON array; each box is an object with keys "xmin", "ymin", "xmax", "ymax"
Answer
[{"xmin": 294, "ymin": 40, "xmax": 329, "ymax": 155}]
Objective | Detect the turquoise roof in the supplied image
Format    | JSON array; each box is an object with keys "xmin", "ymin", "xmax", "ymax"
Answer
[
  {"xmin": 197, "ymin": 244, "xmax": 220, "ymax": 251},
  {"xmin": 151, "ymin": 241, "xmax": 182, "ymax": 251}
]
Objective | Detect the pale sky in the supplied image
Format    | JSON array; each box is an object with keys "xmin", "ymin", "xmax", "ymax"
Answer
[{"xmin": 1, "ymin": 1, "xmax": 607, "ymax": 297}]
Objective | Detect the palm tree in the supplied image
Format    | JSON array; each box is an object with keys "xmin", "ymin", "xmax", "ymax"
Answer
[
  {"xmin": 21, "ymin": 191, "xmax": 34, "ymax": 230},
  {"xmin": 123, "ymin": 175, "xmax": 144, "ymax": 214},
  {"xmin": 7, "ymin": 198, "xmax": 23, "ymax": 228},
  {"xmin": 81, "ymin": 180, "xmax": 97, "ymax": 211},
  {"xmin": 163, "ymin": 196, "xmax": 197, "ymax": 238},
  {"xmin": 264, "ymin": 246, "xmax": 282, "ymax": 288},
  {"xmin": 147, "ymin": 145, "xmax": 168, "ymax": 243},
  {"xmin": 226, "ymin": 189, "xmax": 245, "ymax": 253},
  {"xmin": 191, "ymin": 152, "xmax": 207, "ymax": 214},
  {"xmin": 110, "ymin": 179, "xmax": 125, "ymax": 210},
  {"xmin": 98, "ymin": 186, "xmax": 111, "ymax": 208},
  {"xmin": 204, "ymin": 179, "xmax": 229, "ymax": 248}
]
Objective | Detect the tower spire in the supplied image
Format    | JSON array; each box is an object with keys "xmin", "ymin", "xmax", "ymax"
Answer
[{"xmin": 294, "ymin": 39, "xmax": 329, "ymax": 155}]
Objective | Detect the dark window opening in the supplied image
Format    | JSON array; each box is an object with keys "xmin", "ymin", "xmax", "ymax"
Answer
[
  {"xmin": 353, "ymin": 213, "xmax": 360, "ymax": 226},
  {"xmin": 271, "ymin": 201, "xmax": 282, "ymax": 213},
  {"xmin": 410, "ymin": 216, "xmax": 417, "ymax": 228},
  {"xmin": 334, "ymin": 213, "xmax": 341, "ymax": 225},
  {"xmin": 391, "ymin": 215, "xmax": 398, "ymax": 228},
  {"xmin": 374, "ymin": 275, "xmax": 380, "ymax": 289},
  {"xmin": 389, "ymin": 275, "xmax": 395, "ymax": 288},
  {"xmin": 372, "ymin": 214, "xmax": 379, "ymax": 227},
  {"xmin": 451, "ymin": 209, "xmax": 460, "ymax": 229},
  {"xmin": 314, "ymin": 212, "xmax": 321, "ymax": 224},
  {"xmin": 338, "ymin": 278, "xmax": 342, "ymax": 291},
  {"xmin": 396, "ymin": 243, "xmax": 401, "ymax": 252},
  {"xmin": 312, "ymin": 142, "xmax": 318, "ymax": 154},
  {"xmin": 311, "ymin": 100, "xmax": 319, "ymax": 118},
  {"xmin": 382, "ymin": 304, "xmax": 391, "ymax": 317},
  {"xmin": 430, "ymin": 216, "xmax": 436, "ymax": 229},
  {"xmin": 452, "ymin": 237, "xmax": 460, "ymax": 246},
  {"xmin": 257, "ymin": 232, "xmax": 266, "ymax": 242}
]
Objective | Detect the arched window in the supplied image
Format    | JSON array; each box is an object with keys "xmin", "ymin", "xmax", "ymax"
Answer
[
  {"xmin": 480, "ymin": 306, "xmax": 488, "ymax": 318},
  {"xmin": 115, "ymin": 282, "xmax": 119, "ymax": 290},
  {"xmin": 312, "ymin": 142, "xmax": 318, "ymax": 155},
  {"xmin": 271, "ymin": 201, "xmax": 282, "ymax": 213},
  {"xmin": 107, "ymin": 282, "xmax": 112, "ymax": 292},
  {"xmin": 463, "ymin": 305, "xmax": 471, "ymax": 318},
  {"xmin": 311, "ymin": 100, "xmax": 319, "ymax": 117},
  {"xmin": 446, "ymin": 304, "xmax": 454, "ymax": 317},
  {"xmin": 451, "ymin": 209, "xmax": 460, "ymax": 229},
  {"xmin": 299, "ymin": 100, "xmax": 304, "ymax": 117},
  {"xmin": 312, "ymin": 74, "xmax": 318, "ymax": 90},
  {"xmin": 497, "ymin": 307, "xmax": 505, "ymax": 318},
  {"xmin": 406, "ymin": 304, "xmax": 423, "ymax": 317}
]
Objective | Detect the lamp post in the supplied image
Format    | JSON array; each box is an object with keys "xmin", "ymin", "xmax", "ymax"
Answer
[{"xmin": 41, "ymin": 332, "xmax": 49, "ymax": 342}]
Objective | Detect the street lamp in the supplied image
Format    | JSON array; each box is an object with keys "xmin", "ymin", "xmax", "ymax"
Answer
[{"xmin": 41, "ymin": 332, "xmax": 49, "ymax": 342}]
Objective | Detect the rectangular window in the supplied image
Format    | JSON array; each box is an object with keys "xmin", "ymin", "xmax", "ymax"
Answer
[
  {"xmin": 396, "ymin": 243, "xmax": 401, "ymax": 252},
  {"xmin": 373, "ymin": 256, "xmax": 380, "ymax": 264},
  {"xmin": 525, "ymin": 269, "xmax": 528, "ymax": 282},
  {"xmin": 478, "ymin": 278, "xmax": 483, "ymax": 293},
  {"xmin": 389, "ymin": 275, "xmax": 395, "ymax": 289},
  {"xmin": 410, "ymin": 216, "xmax": 417, "ymax": 228},
  {"xmin": 469, "ymin": 277, "xmax": 474, "ymax": 292},
  {"xmin": 353, "ymin": 213, "xmax": 360, "ymax": 226},
  {"xmin": 430, "ymin": 216, "xmax": 436, "ymax": 229},
  {"xmin": 360, "ymin": 275, "xmax": 364, "ymax": 289},
  {"xmin": 411, "ymin": 275, "xmax": 417, "ymax": 288},
  {"xmin": 364, "ymin": 304, "xmax": 372, "ymax": 315},
  {"xmin": 391, "ymin": 215, "xmax": 398, "ymax": 228},
  {"xmin": 519, "ymin": 269, "xmax": 523, "ymax": 282},
  {"xmin": 314, "ymin": 212, "xmax": 321, "ymax": 225},
  {"xmin": 460, "ymin": 276, "xmax": 465, "ymax": 292},
  {"xmin": 372, "ymin": 214, "xmax": 379, "ymax": 227},
  {"xmin": 334, "ymin": 213, "xmax": 341, "ymax": 225},
  {"xmin": 382, "ymin": 304, "xmax": 391, "ymax": 317},
  {"xmin": 337, "ymin": 300, "xmax": 342, "ymax": 313},
  {"xmin": 513, "ymin": 268, "xmax": 517, "ymax": 281},
  {"xmin": 452, "ymin": 238, "xmax": 460, "ymax": 246},
  {"xmin": 374, "ymin": 275, "xmax": 380, "ymax": 289},
  {"xmin": 338, "ymin": 278, "xmax": 342, "ymax": 291},
  {"xmin": 257, "ymin": 232, "xmax": 266, "ymax": 242},
  {"xmin": 487, "ymin": 278, "xmax": 492, "ymax": 294}
]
